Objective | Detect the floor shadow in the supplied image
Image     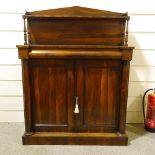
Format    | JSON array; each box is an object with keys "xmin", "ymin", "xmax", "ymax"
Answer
[{"xmin": 126, "ymin": 123, "xmax": 147, "ymax": 145}]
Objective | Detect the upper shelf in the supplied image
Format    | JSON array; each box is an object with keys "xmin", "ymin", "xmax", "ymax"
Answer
[
  {"xmin": 24, "ymin": 6, "xmax": 129, "ymax": 19},
  {"xmin": 22, "ymin": 6, "xmax": 130, "ymax": 46}
]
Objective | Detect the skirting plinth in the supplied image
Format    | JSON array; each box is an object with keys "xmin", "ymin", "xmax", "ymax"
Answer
[{"xmin": 22, "ymin": 132, "xmax": 128, "ymax": 145}]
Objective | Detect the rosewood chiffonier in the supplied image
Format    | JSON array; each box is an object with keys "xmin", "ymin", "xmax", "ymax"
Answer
[{"xmin": 16, "ymin": 6, "xmax": 134, "ymax": 145}]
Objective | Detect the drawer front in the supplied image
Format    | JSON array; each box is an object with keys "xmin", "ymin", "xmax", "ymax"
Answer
[{"xmin": 29, "ymin": 59, "xmax": 75, "ymax": 132}]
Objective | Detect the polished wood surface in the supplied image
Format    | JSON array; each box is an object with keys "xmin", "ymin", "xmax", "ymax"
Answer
[
  {"xmin": 17, "ymin": 45, "xmax": 133, "ymax": 60},
  {"xmin": 25, "ymin": 6, "xmax": 126, "ymax": 17},
  {"xmin": 23, "ymin": 132, "xmax": 128, "ymax": 145},
  {"xmin": 30, "ymin": 60, "xmax": 74, "ymax": 132},
  {"xmin": 17, "ymin": 6, "xmax": 134, "ymax": 145},
  {"xmin": 75, "ymin": 60, "xmax": 121, "ymax": 132},
  {"xmin": 28, "ymin": 18, "xmax": 124, "ymax": 45},
  {"xmin": 23, "ymin": 6, "xmax": 129, "ymax": 46}
]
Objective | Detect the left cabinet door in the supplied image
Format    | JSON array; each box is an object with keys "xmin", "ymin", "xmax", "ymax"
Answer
[{"xmin": 29, "ymin": 59, "xmax": 75, "ymax": 132}]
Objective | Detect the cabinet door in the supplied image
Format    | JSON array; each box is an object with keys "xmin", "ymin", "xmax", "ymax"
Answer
[
  {"xmin": 76, "ymin": 60, "xmax": 122, "ymax": 132},
  {"xmin": 30, "ymin": 59, "xmax": 74, "ymax": 132}
]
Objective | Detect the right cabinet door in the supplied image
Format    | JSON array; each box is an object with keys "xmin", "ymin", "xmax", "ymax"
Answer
[{"xmin": 76, "ymin": 60, "xmax": 122, "ymax": 132}]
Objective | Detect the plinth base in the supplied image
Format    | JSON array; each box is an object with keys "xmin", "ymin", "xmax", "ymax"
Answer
[{"xmin": 22, "ymin": 132, "xmax": 128, "ymax": 145}]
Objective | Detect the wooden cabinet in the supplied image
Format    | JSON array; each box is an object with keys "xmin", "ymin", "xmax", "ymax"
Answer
[{"xmin": 17, "ymin": 6, "xmax": 134, "ymax": 145}]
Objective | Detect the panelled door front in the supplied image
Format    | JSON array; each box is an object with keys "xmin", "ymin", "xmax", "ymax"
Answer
[
  {"xmin": 29, "ymin": 59, "xmax": 121, "ymax": 133},
  {"xmin": 30, "ymin": 59, "xmax": 75, "ymax": 132},
  {"xmin": 76, "ymin": 60, "xmax": 122, "ymax": 132}
]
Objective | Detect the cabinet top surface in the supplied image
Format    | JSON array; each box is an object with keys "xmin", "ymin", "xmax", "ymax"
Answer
[
  {"xmin": 17, "ymin": 45, "xmax": 134, "ymax": 49},
  {"xmin": 24, "ymin": 6, "xmax": 128, "ymax": 19}
]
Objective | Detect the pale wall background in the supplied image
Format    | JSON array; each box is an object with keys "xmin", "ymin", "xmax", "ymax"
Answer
[{"xmin": 0, "ymin": 0, "xmax": 155, "ymax": 122}]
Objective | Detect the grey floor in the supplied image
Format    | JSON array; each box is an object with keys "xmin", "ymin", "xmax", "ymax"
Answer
[{"xmin": 0, "ymin": 123, "xmax": 155, "ymax": 155}]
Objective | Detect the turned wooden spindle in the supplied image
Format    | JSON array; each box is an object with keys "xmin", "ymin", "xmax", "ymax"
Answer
[
  {"xmin": 125, "ymin": 14, "xmax": 129, "ymax": 46},
  {"xmin": 27, "ymin": 20, "xmax": 31, "ymax": 45},
  {"xmin": 121, "ymin": 20, "xmax": 125, "ymax": 46},
  {"xmin": 23, "ymin": 15, "xmax": 27, "ymax": 45}
]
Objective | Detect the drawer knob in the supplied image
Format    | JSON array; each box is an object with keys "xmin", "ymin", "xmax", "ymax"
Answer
[{"xmin": 74, "ymin": 96, "xmax": 79, "ymax": 113}]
